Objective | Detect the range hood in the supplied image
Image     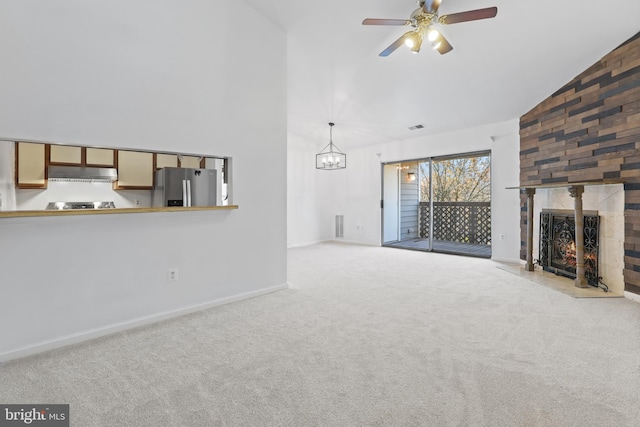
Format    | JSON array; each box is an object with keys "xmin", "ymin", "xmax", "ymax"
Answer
[{"xmin": 48, "ymin": 166, "xmax": 118, "ymax": 183}]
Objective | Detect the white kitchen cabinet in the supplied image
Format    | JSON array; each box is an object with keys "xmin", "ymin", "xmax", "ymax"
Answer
[
  {"xmin": 115, "ymin": 150, "xmax": 154, "ymax": 189},
  {"xmin": 49, "ymin": 145, "xmax": 82, "ymax": 165},
  {"xmin": 156, "ymin": 153, "xmax": 178, "ymax": 169},
  {"xmin": 86, "ymin": 148, "xmax": 115, "ymax": 166},
  {"xmin": 179, "ymin": 155, "xmax": 202, "ymax": 168},
  {"xmin": 16, "ymin": 142, "xmax": 47, "ymax": 188}
]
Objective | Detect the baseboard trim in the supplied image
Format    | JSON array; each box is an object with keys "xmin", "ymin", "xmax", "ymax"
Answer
[
  {"xmin": 331, "ymin": 239, "xmax": 377, "ymax": 247},
  {"xmin": 0, "ymin": 283, "xmax": 288, "ymax": 363},
  {"xmin": 287, "ymin": 239, "xmax": 331, "ymax": 248},
  {"xmin": 624, "ymin": 291, "xmax": 640, "ymax": 304},
  {"xmin": 491, "ymin": 257, "xmax": 523, "ymax": 264}
]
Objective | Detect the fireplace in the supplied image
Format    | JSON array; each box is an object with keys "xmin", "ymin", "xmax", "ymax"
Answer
[
  {"xmin": 527, "ymin": 185, "xmax": 624, "ymax": 295},
  {"xmin": 538, "ymin": 209, "xmax": 600, "ymax": 286}
]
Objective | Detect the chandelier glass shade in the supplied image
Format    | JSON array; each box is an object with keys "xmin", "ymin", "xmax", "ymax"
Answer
[{"xmin": 316, "ymin": 122, "xmax": 346, "ymax": 170}]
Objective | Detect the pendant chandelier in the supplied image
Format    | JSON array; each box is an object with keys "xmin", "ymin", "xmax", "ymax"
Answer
[{"xmin": 316, "ymin": 122, "xmax": 346, "ymax": 170}]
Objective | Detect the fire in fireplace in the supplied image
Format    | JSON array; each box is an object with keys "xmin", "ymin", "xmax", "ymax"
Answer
[{"xmin": 538, "ymin": 209, "xmax": 600, "ymax": 286}]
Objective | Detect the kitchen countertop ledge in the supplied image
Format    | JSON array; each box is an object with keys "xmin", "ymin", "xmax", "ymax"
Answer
[{"xmin": 0, "ymin": 205, "xmax": 238, "ymax": 218}]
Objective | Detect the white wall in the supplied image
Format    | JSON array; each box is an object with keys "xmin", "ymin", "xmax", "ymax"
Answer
[
  {"xmin": 0, "ymin": 0, "xmax": 287, "ymax": 360},
  {"xmin": 287, "ymin": 132, "xmax": 335, "ymax": 247},
  {"xmin": 0, "ymin": 141, "xmax": 16, "ymax": 211},
  {"xmin": 288, "ymin": 119, "xmax": 522, "ymax": 262},
  {"xmin": 490, "ymin": 130, "xmax": 523, "ymax": 262}
]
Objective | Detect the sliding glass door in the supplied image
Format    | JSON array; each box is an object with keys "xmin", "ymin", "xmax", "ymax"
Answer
[
  {"xmin": 430, "ymin": 153, "xmax": 491, "ymax": 257},
  {"xmin": 382, "ymin": 151, "xmax": 491, "ymax": 258},
  {"xmin": 382, "ymin": 164, "xmax": 400, "ymax": 244}
]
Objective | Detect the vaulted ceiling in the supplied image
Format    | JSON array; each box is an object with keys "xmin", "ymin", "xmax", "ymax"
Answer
[{"xmin": 244, "ymin": 0, "xmax": 639, "ymax": 148}]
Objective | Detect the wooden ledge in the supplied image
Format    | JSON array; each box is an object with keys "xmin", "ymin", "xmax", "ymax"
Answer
[{"xmin": 0, "ymin": 205, "xmax": 238, "ymax": 219}]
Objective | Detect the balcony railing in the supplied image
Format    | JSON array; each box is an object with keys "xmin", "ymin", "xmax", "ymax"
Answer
[{"xmin": 419, "ymin": 201, "xmax": 491, "ymax": 245}]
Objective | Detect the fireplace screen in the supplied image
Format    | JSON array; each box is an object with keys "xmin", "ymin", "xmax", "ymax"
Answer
[{"xmin": 538, "ymin": 210, "xmax": 599, "ymax": 284}]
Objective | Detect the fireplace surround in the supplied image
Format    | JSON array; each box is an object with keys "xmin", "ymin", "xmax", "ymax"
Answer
[{"xmin": 530, "ymin": 185, "xmax": 624, "ymax": 295}]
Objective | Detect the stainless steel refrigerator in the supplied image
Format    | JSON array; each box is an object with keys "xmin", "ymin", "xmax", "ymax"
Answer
[{"xmin": 153, "ymin": 167, "xmax": 217, "ymax": 207}]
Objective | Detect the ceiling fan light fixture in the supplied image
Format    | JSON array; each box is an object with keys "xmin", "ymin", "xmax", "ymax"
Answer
[
  {"xmin": 403, "ymin": 30, "xmax": 421, "ymax": 49},
  {"xmin": 427, "ymin": 28, "xmax": 439, "ymax": 42},
  {"xmin": 403, "ymin": 33, "xmax": 414, "ymax": 48},
  {"xmin": 402, "ymin": 30, "xmax": 423, "ymax": 53},
  {"xmin": 362, "ymin": 4, "xmax": 498, "ymax": 57},
  {"xmin": 411, "ymin": 33, "xmax": 423, "ymax": 53}
]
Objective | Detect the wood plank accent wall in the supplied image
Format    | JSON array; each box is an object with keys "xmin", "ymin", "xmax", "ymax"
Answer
[{"xmin": 519, "ymin": 31, "xmax": 640, "ymax": 295}]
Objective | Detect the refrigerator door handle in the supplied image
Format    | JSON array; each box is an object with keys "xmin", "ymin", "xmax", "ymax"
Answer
[
  {"xmin": 182, "ymin": 179, "xmax": 187, "ymax": 207},
  {"xmin": 186, "ymin": 179, "xmax": 192, "ymax": 207}
]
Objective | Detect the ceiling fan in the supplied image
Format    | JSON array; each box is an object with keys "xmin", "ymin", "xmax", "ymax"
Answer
[{"xmin": 362, "ymin": 0, "xmax": 497, "ymax": 56}]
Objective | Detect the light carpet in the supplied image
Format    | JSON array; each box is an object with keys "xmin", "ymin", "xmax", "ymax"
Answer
[{"xmin": 1, "ymin": 242, "xmax": 639, "ymax": 426}]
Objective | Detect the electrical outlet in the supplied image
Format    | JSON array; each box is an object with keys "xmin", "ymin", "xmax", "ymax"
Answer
[
  {"xmin": 135, "ymin": 199, "xmax": 141, "ymax": 206},
  {"xmin": 168, "ymin": 268, "xmax": 179, "ymax": 282},
  {"xmin": 500, "ymin": 234, "xmax": 506, "ymax": 240}
]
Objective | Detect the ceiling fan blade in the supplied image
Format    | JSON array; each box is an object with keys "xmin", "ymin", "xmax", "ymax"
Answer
[
  {"xmin": 440, "ymin": 7, "xmax": 497, "ymax": 25},
  {"xmin": 422, "ymin": 0, "xmax": 442, "ymax": 14},
  {"xmin": 434, "ymin": 33, "xmax": 453, "ymax": 55},
  {"xmin": 362, "ymin": 18, "xmax": 411, "ymax": 26},
  {"xmin": 379, "ymin": 34, "xmax": 407, "ymax": 57}
]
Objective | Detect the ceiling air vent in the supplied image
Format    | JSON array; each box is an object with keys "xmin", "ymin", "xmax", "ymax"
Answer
[{"xmin": 408, "ymin": 124, "xmax": 425, "ymax": 131}]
